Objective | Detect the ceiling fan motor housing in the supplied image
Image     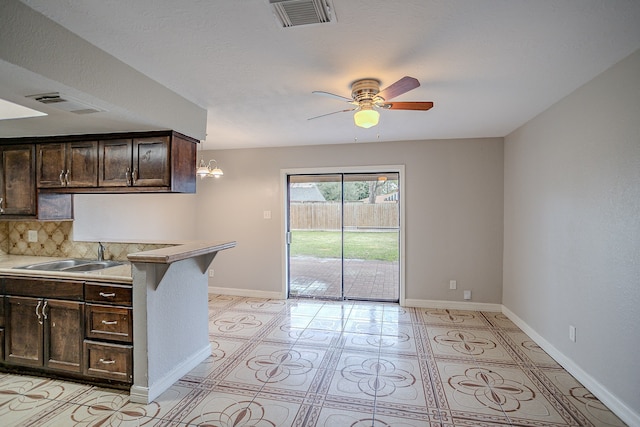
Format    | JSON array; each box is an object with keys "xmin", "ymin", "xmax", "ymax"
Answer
[{"xmin": 351, "ymin": 79, "xmax": 382, "ymax": 102}]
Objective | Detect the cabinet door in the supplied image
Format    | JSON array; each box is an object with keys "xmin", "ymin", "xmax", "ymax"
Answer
[
  {"xmin": 5, "ymin": 296, "xmax": 43, "ymax": 367},
  {"xmin": 0, "ymin": 145, "xmax": 36, "ymax": 216},
  {"xmin": 132, "ymin": 136, "xmax": 170, "ymax": 187},
  {"xmin": 99, "ymin": 139, "xmax": 132, "ymax": 187},
  {"xmin": 44, "ymin": 299, "xmax": 84, "ymax": 373},
  {"xmin": 66, "ymin": 141, "xmax": 98, "ymax": 187},
  {"xmin": 36, "ymin": 143, "xmax": 66, "ymax": 188}
]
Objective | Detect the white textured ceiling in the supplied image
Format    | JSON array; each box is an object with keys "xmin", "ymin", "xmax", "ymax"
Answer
[{"xmin": 5, "ymin": 0, "xmax": 640, "ymax": 149}]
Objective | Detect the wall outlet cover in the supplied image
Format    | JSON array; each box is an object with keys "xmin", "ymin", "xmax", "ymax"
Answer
[
  {"xmin": 28, "ymin": 230, "xmax": 38, "ymax": 242},
  {"xmin": 449, "ymin": 280, "xmax": 457, "ymax": 290},
  {"xmin": 463, "ymin": 290, "xmax": 471, "ymax": 300}
]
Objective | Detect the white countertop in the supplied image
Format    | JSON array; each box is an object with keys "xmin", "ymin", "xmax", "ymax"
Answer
[
  {"xmin": 127, "ymin": 240, "xmax": 236, "ymax": 264},
  {"xmin": 0, "ymin": 254, "xmax": 133, "ymax": 284},
  {"xmin": 0, "ymin": 241, "xmax": 236, "ymax": 284}
]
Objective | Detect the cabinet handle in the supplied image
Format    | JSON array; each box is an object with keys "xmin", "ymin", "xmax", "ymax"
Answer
[
  {"xmin": 64, "ymin": 170, "xmax": 70, "ymax": 186},
  {"xmin": 42, "ymin": 300, "xmax": 48, "ymax": 321},
  {"xmin": 36, "ymin": 299, "xmax": 43, "ymax": 324},
  {"xmin": 99, "ymin": 292, "xmax": 116, "ymax": 298},
  {"xmin": 101, "ymin": 320, "xmax": 118, "ymax": 325},
  {"xmin": 59, "ymin": 170, "xmax": 65, "ymax": 186},
  {"xmin": 132, "ymin": 167, "xmax": 138, "ymax": 184},
  {"xmin": 98, "ymin": 358, "xmax": 116, "ymax": 365},
  {"xmin": 126, "ymin": 168, "xmax": 132, "ymax": 186},
  {"xmin": 0, "ymin": 197, "xmax": 4, "ymax": 214}
]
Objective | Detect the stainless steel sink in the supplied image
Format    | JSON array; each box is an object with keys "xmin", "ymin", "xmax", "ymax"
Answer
[
  {"xmin": 63, "ymin": 261, "xmax": 123, "ymax": 272},
  {"xmin": 14, "ymin": 259, "xmax": 123, "ymax": 272}
]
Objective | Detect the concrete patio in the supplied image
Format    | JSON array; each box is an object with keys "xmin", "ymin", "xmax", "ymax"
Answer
[{"xmin": 289, "ymin": 256, "xmax": 399, "ymax": 301}]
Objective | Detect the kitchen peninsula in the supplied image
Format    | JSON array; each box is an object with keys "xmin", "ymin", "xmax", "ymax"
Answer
[
  {"xmin": 0, "ymin": 240, "xmax": 236, "ymax": 404},
  {"xmin": 127, "ymin": 240, "xmax": 236, "ymax": 403}
]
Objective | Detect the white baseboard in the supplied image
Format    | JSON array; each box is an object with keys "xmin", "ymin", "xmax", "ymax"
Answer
[
  {"xmin": 502, "ymin": 306, "xmax": 639, "ymax": 427},
  {"xmin": 209, "ymin": 286, "xmax": 284, "ymax": 300},
  {"xmin": 403, "ymin": 298, "xmax": 502, "ymax": 312},
  {"xmin": 129, "ymin": 344, "xmax": 211, "ymax": 404}
]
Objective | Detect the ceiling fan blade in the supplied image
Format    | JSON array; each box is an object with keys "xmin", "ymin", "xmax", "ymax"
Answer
[
  {"xmin": 312, "ymin": 91, "xmax": 354, "ymax": 102},
  {"xmin": 382, "ymin": 101, "xmax": 433, "ymax": 111},
  {"xmin": 308, "ymin": 108, "xmax": 356, "ymax": 120},
  {"xmin": 377, "ymin": 76, "xmax": 420, "ymax": 101}
]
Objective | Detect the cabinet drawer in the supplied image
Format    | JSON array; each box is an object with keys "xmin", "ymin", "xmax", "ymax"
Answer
[
  {"xmin": 85, "ymin": 304, "xmax": 132, "ymax": 343},
  {"xmin": 4, "ymin": 278, "xmax": 83, "ymax": 300},
  {"xmin": 84, "ymin": 340, "xmax": 132, "ymax": 383},
  {"xmin": 85, "ymin": 283, "xmax": 132, "ymax": 306}
]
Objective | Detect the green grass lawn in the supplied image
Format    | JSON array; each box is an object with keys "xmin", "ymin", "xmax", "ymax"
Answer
[{"xmin": 290, "ymin": 230, "xmax": 398, "ymax": 261}]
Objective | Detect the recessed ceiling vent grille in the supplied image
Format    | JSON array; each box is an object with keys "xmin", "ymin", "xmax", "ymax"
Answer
[
  {"xmin": 269, "ymin": 0, "xmax": 335, "ymax": 28},
  {"xmin": 26, "ymin": 92, "xmax": 104, "ymax": 115}
]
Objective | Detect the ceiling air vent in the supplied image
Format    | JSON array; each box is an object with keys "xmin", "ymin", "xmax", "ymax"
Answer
[
  {"xmin": 269, "ymin": 0, "xmax": 335, "ymax": 28},
  {"xmin": 26, "ymin": 92, "xmax": 104, "ymax": 115}
]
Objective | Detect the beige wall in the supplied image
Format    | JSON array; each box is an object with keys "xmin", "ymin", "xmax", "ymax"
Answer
[
  {"xmin": 504, "ymin": 49, "xmax": 640, "ymax": 418},
  {"xmin": 196, "ymin": 137, "xmax": 504, "ymax": 303}
]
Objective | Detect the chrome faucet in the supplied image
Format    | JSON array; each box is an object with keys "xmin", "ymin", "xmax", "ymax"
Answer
[{"xmin": 97, "ymin": 242, "xmax": 106, "ymax": 261}]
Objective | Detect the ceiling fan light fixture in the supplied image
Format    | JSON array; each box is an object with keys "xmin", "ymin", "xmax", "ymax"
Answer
[{"xmin": 354, "ymin": 108, "xmax": 379, "ymax": 128}]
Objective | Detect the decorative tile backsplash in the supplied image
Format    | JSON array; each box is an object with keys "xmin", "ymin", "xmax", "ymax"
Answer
[{"xmin": 0, "ymin": 221, "xmax": 170, "ymax": 261}]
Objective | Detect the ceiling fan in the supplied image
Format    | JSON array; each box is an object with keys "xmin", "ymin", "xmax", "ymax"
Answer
[{"xmin": 309, "ymin": 76, "xmax": 434, "ymax": 128}]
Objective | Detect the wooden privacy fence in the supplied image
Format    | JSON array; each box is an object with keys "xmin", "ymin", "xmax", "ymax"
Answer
[{"xmin": 290, "ymin": 202, "xmax": 399, "ymax": 230}]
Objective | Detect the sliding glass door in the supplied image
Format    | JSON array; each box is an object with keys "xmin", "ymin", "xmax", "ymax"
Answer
[
  {"xmin": 287, "ymin": 174, "xmax": 343, "ymax": 299},
  {"xmin": 287, "ymin": 172, "xmax": 399, "ymax": 302}
]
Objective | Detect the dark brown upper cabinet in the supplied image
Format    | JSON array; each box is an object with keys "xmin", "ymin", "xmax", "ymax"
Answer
[
  {"xmin": 37, "ymin": 141, "xmax": 98, "ymax": 188},
  {"xmin": 99, "ymin": 138, "xmax": 137, "ymax": 187},
  {"xmin": 99, "ymin": 136, "xmax": 170, "ymax": 188},
  {"xmin": 0, "ymin": 144, "xmax": 36, "ymax": 216},
  {"xmin": 2, "ymin": 130, "xmax": 197, "ymax": 196},
  {"xmin": 133, "ymin": 137, "xmax": 171, "ymax": 187},
  {"xmin": 95, "ymin": 132, "xmax": 196, "ymax": 193}
]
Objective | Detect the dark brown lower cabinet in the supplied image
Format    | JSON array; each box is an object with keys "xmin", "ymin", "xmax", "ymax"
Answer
[
  {"xmin": 5, "ymin": 297, "xmax": 44, "ymax": 367},
  {"xmin": 1, "ymin": 278, "xmax": 132, "ymax": 388},
  {"xmin": 5, "ymin": 296, "xmax": 83, "ymax": 373},
  {"xmin": 46, "ymin": 299, "xmax": 84, "ymax": 372}
]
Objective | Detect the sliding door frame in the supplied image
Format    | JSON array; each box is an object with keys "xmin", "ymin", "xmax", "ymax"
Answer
[{"xmin": 280, "ymin": 165, "xmax": 406, "ymax": 305}]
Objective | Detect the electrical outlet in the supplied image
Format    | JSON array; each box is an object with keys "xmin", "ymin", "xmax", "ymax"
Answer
[
  {"xmin": 27, "ymin": 230, "xmax": 38, "ymax": 242},
  {"xmin": 463, "ymin": 290, "xmax": 471, "ymax": 300},
  {"xmin": 263, "ymin": 210, "xmax": 271, "ymax": 219},
  {"xmin": 569, "ymin": 325, "xmax": 576, "ymax": 342},
  {"xmin": 449, "ymin": 280, "xmax": 457, "ymax": 290},
  {"xmin": 209, "ymin": 269, "xmax": 215, "ymax": 278}
]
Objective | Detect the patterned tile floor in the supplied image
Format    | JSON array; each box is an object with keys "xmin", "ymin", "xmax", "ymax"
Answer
[{"xmin": 0, "ymin": 295, "xmax": 626, "ymax": 426}]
